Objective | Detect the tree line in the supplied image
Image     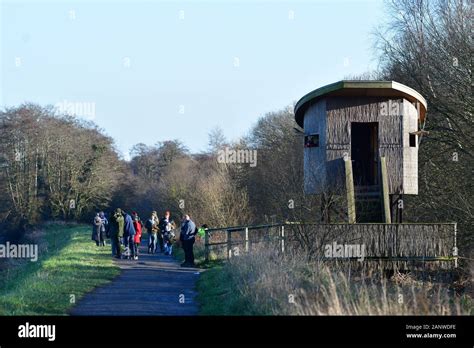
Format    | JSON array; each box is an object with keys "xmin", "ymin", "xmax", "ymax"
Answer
[{"xmin": 0, "ymin": 104, "xmax": 123, "ymax": 240}]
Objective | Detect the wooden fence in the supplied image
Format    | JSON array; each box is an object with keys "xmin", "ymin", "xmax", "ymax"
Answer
[{"xmin": 203, "ymin": 222, "xmax": 458, "ymax": 268}]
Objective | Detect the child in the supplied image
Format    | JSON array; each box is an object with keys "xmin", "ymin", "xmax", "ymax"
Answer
[
  {"xmin": 132, "ymin": 212, "xmax": 143, "ymax": 260},
  {"xmin": 163, "ymin": 221, "xmax": 176, "ymax": 256}
]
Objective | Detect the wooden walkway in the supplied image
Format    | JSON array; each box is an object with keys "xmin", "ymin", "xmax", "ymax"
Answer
[{"xmin": 70, "ymin": 241, "xmax": 202, "ymax": 316}]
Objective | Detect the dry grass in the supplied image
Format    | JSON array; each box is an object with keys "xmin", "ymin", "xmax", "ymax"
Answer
[{"xmin": 206, "ymin": 246, "xmax": 473, "ymax": 315}]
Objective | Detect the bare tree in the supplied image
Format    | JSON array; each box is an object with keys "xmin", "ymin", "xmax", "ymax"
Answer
[
  {"xmin": 0, "ymin": 104, "xmax": 123, "ymax": 238},
  {"xmin": 374, "ymin": 0, "xmax": 473, "ymax": 255}
]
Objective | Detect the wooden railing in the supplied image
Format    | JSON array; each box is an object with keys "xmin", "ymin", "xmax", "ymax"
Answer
[{"xmin": 204, "ymin": 223, "xmax": 286, "ymax": 261}]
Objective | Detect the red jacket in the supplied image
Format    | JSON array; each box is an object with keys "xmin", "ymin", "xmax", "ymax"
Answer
[{"xmin": 133, "ymin": 220, "xmax": 142, "ymax": 243}]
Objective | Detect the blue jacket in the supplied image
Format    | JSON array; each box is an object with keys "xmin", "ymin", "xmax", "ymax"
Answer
[
  {"xmin": 180, "ymin": 219, "xmax": 196, "ymax": 241},
  {"xmin": 123, "ymin": 213, "xmax": 136, "ymax": 237}
]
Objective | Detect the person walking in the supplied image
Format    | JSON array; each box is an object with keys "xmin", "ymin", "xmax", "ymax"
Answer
[
  {"xmin": 109, "ymin": 208, "xmax": 124, "ymax": 258},
  {"xmin": 179, "ymin": 214, "xmax": 197, "ymax": 267},
  {"xmin": 122, "ymin": 210, "xmax": 136, "ymax": 260},
  {"xmin": 132, "ymin": 211, "xmax": 143, "ymax": 260}
]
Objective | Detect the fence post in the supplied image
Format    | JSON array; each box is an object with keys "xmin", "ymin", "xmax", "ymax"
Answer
[
  {"xmin": 227, "ymin": 229, "xmax": 232, "ymax": 259},
  {"xmin": 380, "ymin": 157, "xmax": 392, "ymax": 223},
  {"xmin": 280, "ymin": 225, "xmax": 285, "ymax": 253},
  {"xmin": 245, "ymin": 227, "xmax": 249, "ymax": 252},
  {"xmin": 204, "ymin": 229, "xmax": 209, "ymax": 262},
  {"xmin": 344, "ymin": 158, "xmax": 356, "ymax": 223},
  {"xmin": 453, "ymin": 223, "xmax": 458, "ymax": 268}
]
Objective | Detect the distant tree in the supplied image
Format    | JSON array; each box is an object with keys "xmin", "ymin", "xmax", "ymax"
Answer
[
  {"xmin": 207, "ymin": 126, "xmax": 227, "ymax": 153},
  {"xmin": 241, "ymin": 107, "xmax": 321, "ymax": 224},
  {"xmin": 129, "ymin": 143, "xmax": 160, "ymax": 180},
  {"xmin": 156, "ymin": 140, "xmax": 189, "ymax": 168}
]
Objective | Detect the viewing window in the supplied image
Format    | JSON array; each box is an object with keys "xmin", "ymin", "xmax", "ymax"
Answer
[
  {"xmin": 409, "ymin": 133, "xmax": 417, "ymax": 147},
  {"xmin": 304, "ymin": 134, "xmax": 319, "ymax": 148}
]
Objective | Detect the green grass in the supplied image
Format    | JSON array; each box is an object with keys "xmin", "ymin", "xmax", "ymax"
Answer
[
  {"xmin": 0, "ymin": 223, "xmax": 120, "ymax": 315},
  {"xmin": 171, "ymin": 241, "xmax": 239, "ymax": 314},
  {"xmin": 195, "ymin": 265, "xmax": 260, "ymax": 315}
]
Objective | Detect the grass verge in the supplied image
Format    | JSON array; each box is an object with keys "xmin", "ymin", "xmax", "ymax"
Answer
[
  {"xmin": 0, "ymin": 223, "xmax": 120, "ymax": 315},
  {"xmin": 195, "ymin": 265, "xmax": 261, "ymax": 315},
  {"xmin": 171, "ymin": 241, "xmax": 233, "ymax": 314},
  {"xmin": 194, "ymin": 247, "xmax": 473, "ymax": 315}
]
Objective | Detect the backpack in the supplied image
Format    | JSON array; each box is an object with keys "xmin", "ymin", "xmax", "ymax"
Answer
[{"xmin": 159, "ymin": 218, "xmax": 169, "ymax": 231}]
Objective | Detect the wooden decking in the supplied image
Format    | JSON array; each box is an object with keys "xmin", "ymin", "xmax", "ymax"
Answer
[{"xmin": 70, "ymin": 242, "xmax": 202, "ymax": 316}]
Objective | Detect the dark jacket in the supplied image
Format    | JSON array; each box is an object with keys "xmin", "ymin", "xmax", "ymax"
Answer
[
  {"xmin": 123, "ymin": 213, "xmax": 136, "ymax": 237},
  {"xmin": 159, "ymin": 217, "xmax": 173, "ymax": 232},
  {"xmin": 180, "ymin": 219, "xmax": 196, "ymax": 242}
]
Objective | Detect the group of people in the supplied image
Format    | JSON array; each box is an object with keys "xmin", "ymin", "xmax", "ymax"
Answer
[
  {"xmin": 91, "ymin": 209, "xmax": 204, "ymax": 267},
  {"xmin": 144, "ymin": 210, "xmax": 175, "ymax": 255},
  {"xmin": 92, "ymin": 209, "xmax": 143, "ymax": 260}
]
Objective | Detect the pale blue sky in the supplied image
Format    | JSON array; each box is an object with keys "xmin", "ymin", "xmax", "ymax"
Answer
[{"xmin": 1, "ymin": 0, "xmax": 385, "ymax": 159}]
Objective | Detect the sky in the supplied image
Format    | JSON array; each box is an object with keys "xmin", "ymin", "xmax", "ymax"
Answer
[{"xmin": 0, "ymin": 0, "xmax": 386, "ymax": 159}]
